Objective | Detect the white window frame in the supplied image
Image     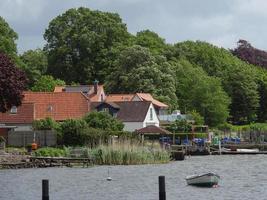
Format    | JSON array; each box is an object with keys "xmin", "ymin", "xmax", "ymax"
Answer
[{"xmin": 10, "ymin": 106, "xmax": 17, "ymax": 114}]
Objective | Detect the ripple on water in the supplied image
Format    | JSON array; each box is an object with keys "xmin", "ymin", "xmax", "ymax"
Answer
[{"xmin": 0, "ymin": 155, "xmax": 267, "ymax": 200}]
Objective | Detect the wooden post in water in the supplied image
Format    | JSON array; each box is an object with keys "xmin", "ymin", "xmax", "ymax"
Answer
[
  {"xmin": 42, "ymin": 179, "xmax": 49, "ymax": 200},
  {"xmin": 218, "ymin": 140, "xmax": 222, "ymax": 155},
  {"xmin": 159, "ymin": 176, "xmax": 166, "ymax": 200}
]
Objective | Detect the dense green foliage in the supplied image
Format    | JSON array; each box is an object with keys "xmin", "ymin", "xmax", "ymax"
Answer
[
  {"xmin": 44, "ymin": 7, "xmax": 131, "ymax": 84},
  {"xmin": 167, "ymin": 120, "xmax": 192, "ymax": 133},
  {"xmin": 32, "ymin": 117, "xmax": 58, "ymax": 130},
  {"xmin": 171, "ymin": 41, "xmax": 261, "ymax": 124},
  {"xmin": 33, "ymin": 147, "xmax": 69, "ymax": 157},
  {"xmin": 20, "ymin": 49, "xmax": 48, "ymax": 87},
  {"xmin": 172, "ymin": 59, "xmax": 230, "ymax": 126},
  {"xmin": 83, "ymin": 111, "xmax": 124, "ymax": 131},
  {"xmin": 0, "ymin": 16, "xmax": 18, "ymax": 62},
  {"xmin": 31, "ymin": 75, "xmax": 65, "ymax": 92},
  {"xmin": 60, "ymin": 119, "xmax": 88, "ymax": 146},
  {"xmin": 3, "ymin": 7, "xmax": 267, "ymax": 127},
  {"xmin": 59, "ymin": 113, "xmax": 126, "ymax": 146},
  {"xmin": 106, "ymin": 45, "xmax": 178, "ymax": 109}
]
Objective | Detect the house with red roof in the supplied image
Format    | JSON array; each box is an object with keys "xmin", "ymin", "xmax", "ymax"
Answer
[
  {"xmin": 0, "ymin": 92, "xmax": 90, "ymax": 140},
  {"xmin": 54, "ymin": 80, "xmax": 106, "ymax": 102},
  {"xmin": 106, "ymin": 93, "xmax": 169, "ymax": 115}
]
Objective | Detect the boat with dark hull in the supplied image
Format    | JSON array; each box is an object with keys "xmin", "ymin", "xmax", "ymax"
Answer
[{"xmin": 186, "ymin": 172, "xmax": 220, "ymax": 187}]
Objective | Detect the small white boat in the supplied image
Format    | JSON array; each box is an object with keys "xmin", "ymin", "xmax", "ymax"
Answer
[
  {"xmin": 236, "ymin": 148, "xmax": 259, "ymax": 152},
  {"xmin": 186, "ymin": 172, "xmax": 220, "ymax": 187}
]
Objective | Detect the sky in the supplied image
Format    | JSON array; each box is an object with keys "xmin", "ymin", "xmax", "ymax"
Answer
[{"xmin": 1, "ymin": 0, "xmax": 267, "ymax": 54}]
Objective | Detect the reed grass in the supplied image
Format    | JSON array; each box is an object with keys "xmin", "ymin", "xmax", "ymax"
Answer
[
  {"xmin": 33, "ymin": 141, "xmax": 170, "ymax": 165},
  {"xmin": 88, "ymin": 142, "xmax": 170, "ymax": 165}
]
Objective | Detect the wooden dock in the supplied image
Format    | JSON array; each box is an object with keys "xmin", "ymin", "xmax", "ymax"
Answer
[
  {"xmin": 212, "ymin": 151, "xmax": 267, "ymax": 155},
  {"xmin": 0, "ymin": 156, "xmax": 93, "ymax": 169}
]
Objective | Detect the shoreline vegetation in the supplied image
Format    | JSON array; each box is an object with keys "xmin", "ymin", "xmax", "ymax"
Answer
[
  {"xmin": 0, "ymin": 142, "xmax": 171, "ymax": 169},
  {"xmin": 34, "ymin": 143, "xmax": 171, "ymax": 165}
]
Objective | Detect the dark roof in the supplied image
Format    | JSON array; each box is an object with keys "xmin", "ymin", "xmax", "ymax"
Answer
[
  {"xmin": 115, "ymin": 101, "xmax": 151, "ymax": 122},
  {"xmin": 64, "ymin": 85, "xmax": 91, "ymax": 93},
  {"xmin": 135, "ymin": 125, "xmax": 172, "ymax": 135},
  {"xmin": 91, "ymin": 101, "xmax": 152, "ymax": 122},
  {"xmin": 92, "ymin": 102, "xmax": 120, "ymax": 109}
]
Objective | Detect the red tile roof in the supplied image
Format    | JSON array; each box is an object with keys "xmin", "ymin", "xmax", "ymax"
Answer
[
  {"xmin": 0, "ymin": 103, "xmax": 34, "ymax": 123},
  {"xmin": 54, "ymin": 85, "xmax": 105, "ymax": 102},
  {"xmin": 23, "ymin": 92, "xmax": 90, "ymax": 121},
  {"xmin": 105, "ymin": 94, "xmax": 134, "ymax": 102},
  {"xmin": 135, "ymin": 93, "xmax": 168, "ymax": 108}
]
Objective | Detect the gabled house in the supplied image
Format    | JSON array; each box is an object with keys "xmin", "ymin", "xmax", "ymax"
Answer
[
  {"xmin": 0, "ymin": 92, "xmax": 90, "ymax": 132},
  {"xmin": 106, "ymin": 93, "xmax": 169, "ymax": 115},
  {"xmin": 92, "ymin": 101, "xmax": 159, "ymax": 132},
  {"xmin": 54, "ymin": 80, "xmax": 106, "ymax": 102}
]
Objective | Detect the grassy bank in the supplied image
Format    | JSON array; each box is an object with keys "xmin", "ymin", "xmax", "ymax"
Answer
[{"xmin": 33, "ymin": 143, "xmax": 170, "ymax": 165}]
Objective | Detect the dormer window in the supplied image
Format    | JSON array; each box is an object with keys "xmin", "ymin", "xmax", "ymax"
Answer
[
  {"xmin": 10, "ymin": 106, "xmax": 17, "ymax": 114},
  {"xmin": 103, "ymin": 108, "xmax": 109, "ymax": 112},
  {"xmin": 47, "ymin": 105, "xmax": 53, "ymax": 112}
]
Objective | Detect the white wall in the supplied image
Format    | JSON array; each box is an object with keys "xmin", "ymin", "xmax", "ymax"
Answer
[
  {"xmin": 14, "ymin": 125, "xmax": 32, "ymax": 131},
  {"xmin": 123, "ymin": 122, "xmax": 144, "ymax": 132},
  {"xmin": 143, "ymin": 103, "xmax": 159, "ymax": 127}
]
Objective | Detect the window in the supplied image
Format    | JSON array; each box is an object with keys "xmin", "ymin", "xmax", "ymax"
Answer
[
  {"xmin": 101, "ymin": 94, "xmax": 104, "ymax": 102},
  {"xmin": 10, "ymin": 106, "xmax": 17, "ymax": 114},
  {"xmin": 47, "ymin": 105, "xmax": 53, "ymax": 112},
  {"xmin": 103, "ymin": 107, "xmax": 109, "ymax": 112},
  {"xmin": 150, "ymin": 108, "xmax": 153, "ymax": 120}
]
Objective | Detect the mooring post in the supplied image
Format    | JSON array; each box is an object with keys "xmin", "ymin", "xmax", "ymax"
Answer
[
  {"xmin": 159, "ymin": 176, "xmax": 166, "ymax": 200},
  {"xmin": 42, "ymin": 179, "xmax": 49, "ymax": 200}
]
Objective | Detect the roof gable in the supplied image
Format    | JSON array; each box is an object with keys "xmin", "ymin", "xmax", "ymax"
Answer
[
  {"xmin": 115, "ymin": 101, "xmax": 152, "ymax": 122},
  {"xmin": 136, "ymin": 93, "xmax": 168, "ymax": 108}
]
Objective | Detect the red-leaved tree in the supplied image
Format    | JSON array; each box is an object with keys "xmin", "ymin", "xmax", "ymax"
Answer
[{"xmin": 0, "ymin": 52, "xmax": 27, "ymax": 112}]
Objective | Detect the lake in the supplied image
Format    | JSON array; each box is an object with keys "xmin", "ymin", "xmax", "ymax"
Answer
[{"xmin": 1, "ymin": 155, "xmax": 267, "ymax": 200}]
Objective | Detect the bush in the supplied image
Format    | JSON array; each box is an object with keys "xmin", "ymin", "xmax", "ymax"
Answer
[
  {"xmin": 83, "ymin": 111, "xmax": 124, "ymax": 131},
  {"xmin": 33, "ymin": 147, "xmax": 69, "ymax": 157}
]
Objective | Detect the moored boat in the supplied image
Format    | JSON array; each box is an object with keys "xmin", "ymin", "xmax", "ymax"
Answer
[{"xmin": 185, "ymin": 172, "xmax": 220, "ymax": 187}]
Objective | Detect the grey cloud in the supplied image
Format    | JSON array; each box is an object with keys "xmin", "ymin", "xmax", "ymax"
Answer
[{"xmin": 0, "ymin": 0, "xmax": 267, "ymax": 53}]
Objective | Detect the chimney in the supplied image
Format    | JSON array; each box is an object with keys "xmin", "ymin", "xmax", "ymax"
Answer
[{"xmin": 93, "ymin": 80, "xmax": 99, "ymax": 94}]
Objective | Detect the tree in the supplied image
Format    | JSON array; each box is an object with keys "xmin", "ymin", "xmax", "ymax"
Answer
[
  {"xmin": 20, "ymin": 49, "xmax": 48, "ymax": 87},
  {"xmin": 173, "ymin": 59, "xmax": 230, "ymax": 126},
  {"xmin": 60, "ymin": 119, "xmax": 88, "ymax": 146},
  {"xmin": 32, "ymin": 117, "xmax": 58, "ymax": 130},
  {"xmin": 167, "ymin": 120, "xmax": 192, "ymax": 133},
  {"xmin": 44, "ymin": 7, "xmax": 131, "ymax": 84},
  {"xmin": 172, "ymin": 41, "xmax": 259, "ymax": 124},
  {"xmin": 83, "ymin": 111, "xmax": 124, "ymax": 131},
  {"xmin": 0, "ymin": 53, "xmax": 27, "ymax": 113},
  {"xmin": 0, "ymin": 16, "xmax": 18, "ymax": 61},
  {"xmin": 231, "ymin": 39, "xmax": 267, "ymax": 69},
  {"xmin": 134, "ymin": 30, "xmax": 168, "ymax": 55},
  {"xmin": 189, "ymin": 110, "xmax": 204, "ymax": 125},
  {"xmin": 31, "ymin": 75, "xmax": 65, "ymax": 92},
  {"xmin": 106, "ymin": 45, "xmax": 178, "ymax": 109}
]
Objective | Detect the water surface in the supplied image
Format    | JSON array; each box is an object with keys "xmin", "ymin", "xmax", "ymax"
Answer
[{"xmin": 1, "ymin": 155, "xmax": 266, "ymax": 200}]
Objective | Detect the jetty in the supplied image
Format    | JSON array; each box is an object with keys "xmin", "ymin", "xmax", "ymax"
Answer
[{"xmin": 0, "ymin": 156, "xmax": 93, "ymax": 169}]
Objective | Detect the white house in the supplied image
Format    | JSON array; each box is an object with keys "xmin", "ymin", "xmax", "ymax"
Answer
[{"xmin": 92, "ymin": 101, "xmax": 159, "ymax": 132}]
